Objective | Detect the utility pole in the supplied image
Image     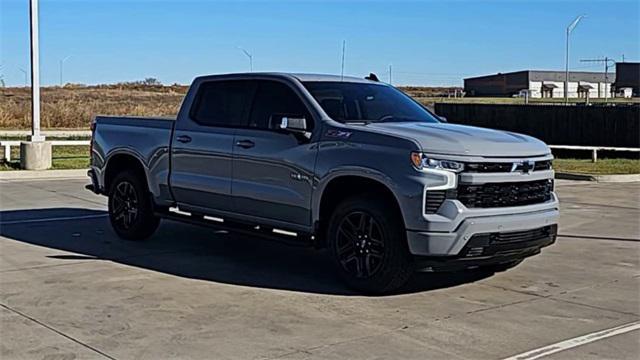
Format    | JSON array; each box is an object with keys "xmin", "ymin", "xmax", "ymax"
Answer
[
  {"xmin": 59, "ymin": 55, "xmax": 71, "ymax": 86},
  {"xmin": 565, "ymin": 15, "xmax": 586, "ymax": 104},
  {"xmin": 580, "ymin": 57, "xmax": 615, "ymax": 102},
  {"xmin": 341, "ymin": 40, "xmax": 346, "ymax": 80},
  {"xmin": 388, "ymin": 64, "xmax": 392, "ymax": 85}
]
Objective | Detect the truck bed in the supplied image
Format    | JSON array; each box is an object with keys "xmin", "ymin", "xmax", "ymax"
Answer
[{"xmin": 92, "ymin": 115, "xmax": 176, "ymax": 203}]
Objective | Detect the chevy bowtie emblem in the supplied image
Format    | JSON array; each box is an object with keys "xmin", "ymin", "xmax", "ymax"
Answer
[{"xmin": 512, "ymin": 160, "xmax": 535, "ymax": 174}]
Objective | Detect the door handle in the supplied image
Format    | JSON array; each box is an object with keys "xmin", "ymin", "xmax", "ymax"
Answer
[
  {"xmin": 176, "ymin": 135, "xmax": 192, "ymax": 143},
  {"xmin": 235, "ymin": 140, "xmax": 255, "ymax": 149}
]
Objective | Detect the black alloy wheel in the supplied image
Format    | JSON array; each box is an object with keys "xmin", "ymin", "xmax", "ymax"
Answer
[
  {"xmin": 335, "ymin": 211, "xmax": 385, "ymax": 278},
  {"xmin": 111, "ymin": 180, "xmax": 139, "ymax": 230},
  {"xmin": 327, "ymin": 194, "xmax": 414, "ymax": 294},
  {"xmin": 108, "ymin": 170, "xmax": 160, "ymax": 240}
]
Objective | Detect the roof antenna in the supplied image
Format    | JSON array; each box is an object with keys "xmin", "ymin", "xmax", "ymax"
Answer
[
  {"xmin": 340, "ymin": 40, "xmax": 346, "ymax": 81},
  {"xmin": 365, "ymin": 73, "xmax": 380, "ymax": 82}
]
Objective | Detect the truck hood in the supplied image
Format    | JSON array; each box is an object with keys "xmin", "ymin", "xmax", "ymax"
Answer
[{"xmin": 365, "ymin": 122, "xmax": 550, "ymax": 157}]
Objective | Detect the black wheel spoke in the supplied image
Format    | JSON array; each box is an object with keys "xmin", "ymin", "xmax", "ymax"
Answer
[
  {"xmin": 111, "ymin": 180, "xmax": 139, "ymax": 231},
  {"xmin": 335, "ymin": 211, "xmax": 385, "ymax": 279}
]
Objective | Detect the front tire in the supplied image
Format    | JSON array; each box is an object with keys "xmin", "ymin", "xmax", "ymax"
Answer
[
  {"xmin": 327, "ymin": 195, "xmax": 413, "ymax": 294},
  {"xmin": 108, "ymin": 171, "xmax": 160, "ymax": 240}
]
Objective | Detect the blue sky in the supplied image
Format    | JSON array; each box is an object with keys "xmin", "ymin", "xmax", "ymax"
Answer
[{"xmin": 1, "ymin": 0, "xmax": 639, "ymax": 86}]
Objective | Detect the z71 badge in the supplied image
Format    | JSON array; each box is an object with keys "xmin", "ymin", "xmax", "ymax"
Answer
[{"xmin": 325, "ymin": 129, "xmax": 352, "ymax": 138}]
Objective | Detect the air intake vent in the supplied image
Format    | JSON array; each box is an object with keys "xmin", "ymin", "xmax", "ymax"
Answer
[{"xmin": 425, "ymin": 189, "xmax": 457, "ymax": 214}]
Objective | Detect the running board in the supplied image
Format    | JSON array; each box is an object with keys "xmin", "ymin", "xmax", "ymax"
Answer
[{"xmin": 155, "ymin": 209, "xmax": 314, "ymax": 248}]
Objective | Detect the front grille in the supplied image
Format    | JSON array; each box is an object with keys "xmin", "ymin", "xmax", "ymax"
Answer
[
  {"xmin": 461, "ymin": 225, "xmax": 558, "ymax": 257},
  {"xmin": 464, "ymin": 160, "xmax": 552, "ymax": 173},
  {"xmin": 490, "ymin": 226, "xmax": 554, "ymax": 244},
  {"xmin": 457, "ymin": 179, "xmax": 553, "ymax": 208}
]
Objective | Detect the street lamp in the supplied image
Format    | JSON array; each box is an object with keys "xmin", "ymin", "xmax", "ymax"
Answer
[
  {"xmin": 59, "ymin": 55, "xmax": 71, "ymax": 86},
  {"xmin": 238, "ymin": 47, "xmax": 253, "ymax": 72},
  {"xmin": 565, "ymin": 15, "xmax": 586, "ymax": 104},
  {"xmin": 18, "ymin": 68, "xmax": 28, "ymax": 87}
]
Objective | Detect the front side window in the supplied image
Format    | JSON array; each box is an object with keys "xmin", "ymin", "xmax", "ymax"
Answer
[
  {"xmin": 191, "ymin": 80, "xmax": 255, "ymax": 127},
  {"xmin": 303, "ymin": 81, "xmax": 440, "ymax": 124},
  {"xmin": 249, "ymin": 80, "xmax": 312, "ymax": 130}
]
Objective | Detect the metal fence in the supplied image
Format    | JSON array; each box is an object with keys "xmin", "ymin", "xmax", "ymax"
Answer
[{"xmin": 434, "ymin": 103, "xmax": 640, "ymax": 148}]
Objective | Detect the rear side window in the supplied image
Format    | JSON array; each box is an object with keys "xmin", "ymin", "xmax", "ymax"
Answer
[
  {"xmin": 190, "ymin": 80, "xmax": 255, "ymax": 127},
  {"xmin": 249, "ymin": 81, "xmax": 312, "ymax": 130}
]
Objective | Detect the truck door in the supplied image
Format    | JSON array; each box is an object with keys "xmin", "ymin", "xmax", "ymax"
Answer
[
  {"xmin": 232, "ymin": 80, "xmax": 317, "ymax": 227},
  {"xmin": 170, "ymin": 80, "xmax": 255, "ymax": 213}
]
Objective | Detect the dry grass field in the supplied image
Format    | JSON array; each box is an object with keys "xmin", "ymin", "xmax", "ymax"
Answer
[{"xmin": 0, "ymin": 85, "xmax": 187, "ymax": 129}]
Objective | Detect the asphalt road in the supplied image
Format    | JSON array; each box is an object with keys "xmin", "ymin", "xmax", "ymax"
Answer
[{"xmin": 0, "ymin": 178, "xmax": 638, "ymax": 360}]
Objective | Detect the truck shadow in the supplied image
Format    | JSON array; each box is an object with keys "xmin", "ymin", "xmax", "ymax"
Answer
[{"xmin": 0, "ymin": 207, "xmax": 494, "ymax": 296}]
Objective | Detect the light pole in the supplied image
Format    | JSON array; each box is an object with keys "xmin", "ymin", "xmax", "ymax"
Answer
[
  {"xmin": 21, "ymin": 0, "xmax": 50, "ymax": 170},
  {"xmin": 565, "ymin": 15, "xmax": 585, "ymax": 104},
  {"xmin": 19, "ymin": 68, "xmax": 28, "ymax": 87},
  {"xmin": 59, "ymin": 55, "xmax": 71, "ymax": 86},
  {"xmin": 29, "ymin": 0, "xmax": 44, "ymax": 142},
  {"xmin": 238, "ymin": 47, "xmax": 253, "ymax": 72}
]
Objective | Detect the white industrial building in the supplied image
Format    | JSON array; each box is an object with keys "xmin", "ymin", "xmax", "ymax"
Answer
[{"xmin": 464, "ymin": 70, "xmax": 614, "ymax": 99}]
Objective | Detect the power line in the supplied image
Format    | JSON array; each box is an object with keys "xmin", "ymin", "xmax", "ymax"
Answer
[{"xmin": 580, "ymin": 57, "xmax": 615, "ymax": 102}]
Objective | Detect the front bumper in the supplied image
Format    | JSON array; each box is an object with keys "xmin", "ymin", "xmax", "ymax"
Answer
[
  {"xmin": 413, "ymin": 224, "xmax": 557, "ymax": 271},
  {"xmin": 86, "ymin": 169, "xmax": 102, "ymax": 194},
  {"xmin": 407, "ymin": 199, "xmax": 559, "ymax": 257}
]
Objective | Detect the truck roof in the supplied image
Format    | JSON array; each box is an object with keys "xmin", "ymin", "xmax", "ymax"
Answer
[{"xmin": 193, "ymin": 72, "xmax": 382, "ymax": 85}]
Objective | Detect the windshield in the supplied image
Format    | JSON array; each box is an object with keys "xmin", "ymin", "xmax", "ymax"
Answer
[{"xmin": 302, "ymin": 81, "xmax": 440, "ymax": 123}]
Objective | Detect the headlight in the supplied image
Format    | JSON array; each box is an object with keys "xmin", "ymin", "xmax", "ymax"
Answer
[{"xmin": 411, "ymin": 152, "xmax": 464, "ymax": 173}]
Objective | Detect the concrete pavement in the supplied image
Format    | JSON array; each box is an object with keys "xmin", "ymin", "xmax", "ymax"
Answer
[{"xmin": 0, "ymin": 178, "xmax": 638, "ymax": 359}]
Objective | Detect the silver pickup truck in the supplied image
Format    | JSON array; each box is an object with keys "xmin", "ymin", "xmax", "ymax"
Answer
[{"xmin": 87, "ymin": 73, "xmax": 559, "ymax": 294}]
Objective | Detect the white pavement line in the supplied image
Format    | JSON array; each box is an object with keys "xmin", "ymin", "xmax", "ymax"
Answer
[
  {"xmin": 0, "ymin": 214, "xmax": 107, "ymax": 225},
  {"xmin": 502, "ymin": 321, "xmax": 640, "ymax": 360}
]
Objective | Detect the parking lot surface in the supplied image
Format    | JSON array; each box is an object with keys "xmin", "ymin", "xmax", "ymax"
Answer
[{"xmin": 1, "ymin": 177, "xmax": 638, "ymax": 359}]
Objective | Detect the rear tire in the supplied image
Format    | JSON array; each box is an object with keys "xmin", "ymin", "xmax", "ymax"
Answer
[
  {"xmin": 108, "ymin": 170, "xmax": 160, "ymax": 240},
  {"xmin": 327, "ymin": 194, "xmax": 413, "ymax": 294}
]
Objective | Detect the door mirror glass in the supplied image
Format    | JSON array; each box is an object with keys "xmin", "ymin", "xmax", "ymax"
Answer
[
  {"xmin": 270, "ymin": 114, "xmax": 311, "ymax": 139},
  {"xmin": 280, "ymin": 116, "xmax": 307, "ymax": 131}
]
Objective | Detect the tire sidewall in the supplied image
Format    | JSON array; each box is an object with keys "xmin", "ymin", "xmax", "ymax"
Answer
[
  {"xmin": 108, "ymin": 171, "xmax": 158, "ymax": 240},
  {"xmin": 327, "ymin": 195, "xmax": 412, "ymax": 294}
]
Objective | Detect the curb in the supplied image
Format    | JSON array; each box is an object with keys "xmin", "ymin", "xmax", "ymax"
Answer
[
  {"xmin": 0, "ymin": 169, "xmax": 89, "ymax": 180},
  {"xmin": 555, "ymin": 172, "xmax": 640, "ymax": 183}
]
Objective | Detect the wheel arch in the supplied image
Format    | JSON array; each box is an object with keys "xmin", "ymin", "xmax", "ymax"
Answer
[
  {"xmin": 103, "ymin": 151, "xmax": 149, "ymax": 193},
  {"xmin": 314, "ymin": 172, "xmax": 405, "ymax": 247}
]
